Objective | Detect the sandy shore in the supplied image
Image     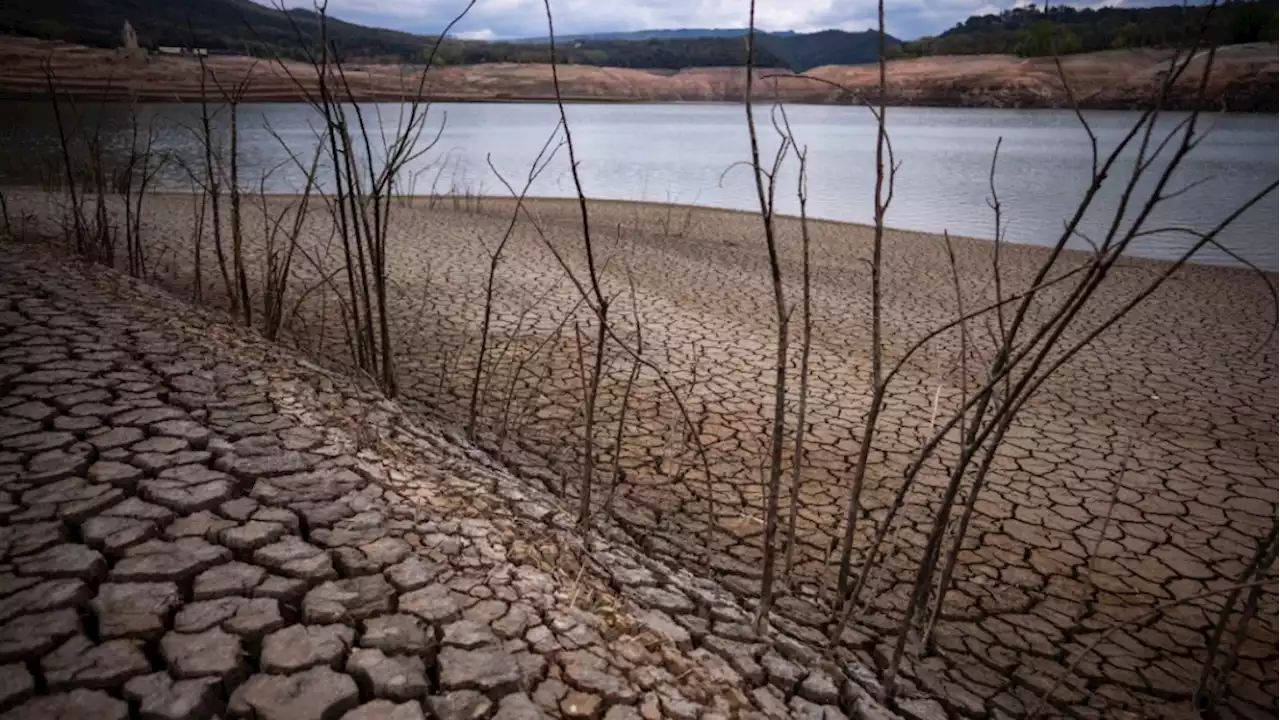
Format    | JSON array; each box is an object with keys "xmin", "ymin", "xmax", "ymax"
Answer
[{"xmin": 4, "ymin": 188, "xmax": 1277, "ymax": 717}]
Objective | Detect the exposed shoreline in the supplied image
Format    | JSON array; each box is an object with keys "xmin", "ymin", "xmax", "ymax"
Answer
[
  {"xmin": 4, "ymin": 186, "xmax": 1276, "ymax": 720},
  {"xmin": 3, "ymin": 35, "xmax": 1276, "ymax": 112},
  {"xmin": 19, "ymin": 188, "xmax": 1267, "ymax": 273}
]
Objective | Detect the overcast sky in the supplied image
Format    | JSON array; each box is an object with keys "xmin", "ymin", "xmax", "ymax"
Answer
[{"xmin": 282, "ymin": 0, "xmax": 1136, "ymax": 42}]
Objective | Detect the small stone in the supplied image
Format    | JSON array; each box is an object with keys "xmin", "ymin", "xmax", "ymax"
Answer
[
  {"xmin": 346, "ymin": 648, "xmax": 429, "ymax": 702},
  {"xmin": 152, "ymin": 420, "xmax": 212, "ymax": 448},
  {"xmin": 493, "ymin": 693, "xmax": 546, "ymax": 720},
  {"xmin": 219, "ymin": 497, "xmax": 260, "ymax": 521},
  {"xmin": 228, "ymin": 667, "xmax": 359, "ymax": 720},
  {"xmin": 361, "ymin": 614, "xmax": 436, "ymax": 656},
  {"xmin": 437, "ymin": 647, "xmax": 523, "ymax": 698},
  {"xmin": 139, "ymin": 465, "xmax": 234, "ymax": 513},
  {"xmin": 254, "ymin": 574, "xmax": 309, "ymax": 602},
  {"xmin": 443, "ymin": 620, "xmax": 497, "ymax": 649},
  {"xmin": 6, "ymin": 521, "xmax": 65, "ymax": 557},
  {"xmin": 131, "ymin": 436, "xmax": 190, "ymax": 454},
  {"xmin": 0, "ymin": 663, "xmax": 33, "ymax": 711},
  {"xmin": 42, "ymin": 635, "xmax": 151, "ymax": 691},
  {"xmin": 494, "ymin": 604, "xmax": 536, "ymax": 640},
  {"xmin": 194, "ymin": 562, "xmax": 268, "ymax": 600},
  {"xmin": 560, "ymin": 691, "xmax": 602, "ymax": 720},
  {"xmin": 761, "ymin": 651, "xmax": 804, "ymax": 693},
  {"xmin": 359, "ymin": 537, "xmax": 411, "ymax": 568},
  {"xmin": 0, "ymin": 579, "xmax": 90, "ymax": 623},
  {"xmin": 400, "ymin": 584, "xmax": 461, "ymax": 624},
  {"xmin": 164, "ymin": 510, "xmax": 237, "ymax": 540},
  {"xmin": 123, "ymin": 672, "xmax": 220, "ymax": 720},
  {"xmin": 89, "ymin": 427, "xmax": 145, "ymax": 450},
  {"xmin": 897, "ymin": 698, "xmax": 949, "ymax": 720},
  {"xmin": 254, "ymin": 537, "xmax": 336, "ymax": 581},
  {"xmin": 560, "ymin": 650, "xmax": 636, "ymax": 704},
  {"xmin": 0, "ymin": 609, "xmax": 81, "ymax": 662},
  {"xmin": 260, "ymin": 624, "xmax": 355, "ymax": 673},
  {"xmin": 218, "ymin": 452, "xmax": 316, "ymax": 479},
  {"xmin": 221, "ymin": 521, "xmax": 286, "ymax": 552},
  {"xmin": 304, "ymin": 575, "xmax": 396, "ymax": 624},
  {"xmin": 24, "ymin": 445, "xmax": 92, "ymax": 482},
  {"xmin": 799, "ymin": 670, "xmax": 841, "ymax": 705},
  {"xmin": 113, "ymin": 407, "xmax": 186, "ymax": 428},
  {"xmin": 14, "ymin": 543, "xmax": 105, "ymax": 581},
  {"xmin": 702, "ymin": 635, "xmax": 765, "ymax": 685},
  {"xmin": 634, "ymin": 610, "xmax": 690, "ymax": 650},
  {"xmin": 161, "ymin": 628, "xmax": 246, "ymax": 682},
  {"xmin": 657, "ymin": 689, "xmax": 699, "ymax": 720},
  {"xmin": 7, "ymin": 401, "xmax": 56, "ymax": 422},
  {"xmin": 603, "ymin": 706, "xmax": 642, "ymax": 720},
  {"xmin": 428, "ymin": 691, "xmax": 492, "ymax": 720},
  {"xmin": 464, "ymin": 600, "xmax": 509, "ymax": 625},
  {"xmin": 386, "ymin": 557, "xmax": 438, "ymax": 593},
  {"xmin": 0, "ymin": 689, "xmax": 128, "ymax": 720},
  {"xmin": 92, "ymin": 582, "xmax": 181, "ymax": 640},
  {"xmin": 111, "ymin": 538, "xmax": 230, "ymax": 583},
  {"xmin": 753, "ymin": 687, "xmax": 790, "ymax": 720},
  {"xmin": 342, "ymin": 700, "xmax": 427, "ymax": 720},
  {"xmin": 87, "ymin": 461, "xmax": 144, "ymax": 489},
  {"xmin": 81, "ymin": 515, "xmax": 159, "ymax": 555}
]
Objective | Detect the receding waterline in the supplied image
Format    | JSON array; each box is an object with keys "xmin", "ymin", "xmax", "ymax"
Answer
[{"xmin": 0, "ymin": 101, "xmax": 1274, "ymax": 270}]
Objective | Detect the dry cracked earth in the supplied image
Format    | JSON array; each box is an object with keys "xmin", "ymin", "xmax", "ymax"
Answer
[
  {"xmin": 0, "ymin": 243, "xmax": 926, "ymax": 720},
  {"xmin": 2, "ymin": 190, "xmax": 1277, "ymax": 719}
]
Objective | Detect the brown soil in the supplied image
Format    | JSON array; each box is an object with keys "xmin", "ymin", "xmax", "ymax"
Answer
[
  {"xmin": 5, "ymin": 188, "xmax": 1277, "ymax": 718},
  {"xmin": 1, "ymin": 35, "xmax": 1275, "ymax": 110}
]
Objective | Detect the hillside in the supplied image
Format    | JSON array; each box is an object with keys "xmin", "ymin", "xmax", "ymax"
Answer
[
  {"xmin": 1, "ymin": 35, "xmax": 1274, "ymax": 111},
  {"xmin": 518, "ymin": 29, "xmax": 900, "ymax": 71},
  {"xmin": 0, "ymin": 0, "xmax": 437, "ymax": 60},
  {"xmin": 0, "ymin": 0, "xmax": 811, "ymax": 70},
  {"xmin": 0, "ymin": 0, "xmax": 786, "ymax": 68},
  {"xmin": 899, "ymin": 1, "xmax": 1278, "ymax": 58}
]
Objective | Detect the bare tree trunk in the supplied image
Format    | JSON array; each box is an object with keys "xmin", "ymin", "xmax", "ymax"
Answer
[
  {"xmin": 745, "ymin": 0, "xmax": 792, "ymax": 633},
  {"xmin": 783, "ymin": 141, "xmax": 813, "ymax": 583},
  {"xmin": 834, "ymin": 0, "xmax": 890, "ymax": 616},
  {"xmin": 197, "ymin": 58, "xmax": 234, "ymax": 312},
  {"xmin": 229, "ymin": 97, "xmax": 251, "ymax": 325},
  {"xmin": 540, "ymin": 0, "xmax": 608, "ymax": 527}
]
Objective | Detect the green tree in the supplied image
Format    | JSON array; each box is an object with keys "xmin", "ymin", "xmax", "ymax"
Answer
[
  {"xmin": 1112, "ymin": 22, "xmax": 1141, "ymax": 48},
  {"xmin": 1229, "ymin": 3, "xmax": 1274, "ymax": 43}
]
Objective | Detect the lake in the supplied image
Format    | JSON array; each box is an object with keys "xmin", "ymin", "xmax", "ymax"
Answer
[{"xmin": 0, "ymin": 101, "xmax": 1275, "ymax": 269}]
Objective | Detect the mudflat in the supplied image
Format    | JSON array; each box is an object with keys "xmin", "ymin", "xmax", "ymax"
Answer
[
  {"xmin": 1, "ymin": 34, "xmax": 1275, "ymax": 110},
  {"xmin": 6, "ymin": 189, "xmax": 1277, "ymax": 717}
]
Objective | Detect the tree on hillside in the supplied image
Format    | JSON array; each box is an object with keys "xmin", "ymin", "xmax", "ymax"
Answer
[{"xmin": 1229, "ymin": 2, "xmax": 1278, "ymax": 43}]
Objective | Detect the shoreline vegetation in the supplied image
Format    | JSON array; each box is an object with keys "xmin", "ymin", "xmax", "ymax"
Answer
[{"xmin": 2, "ymin": 35, "xmax": 1276, "ymax": 111}]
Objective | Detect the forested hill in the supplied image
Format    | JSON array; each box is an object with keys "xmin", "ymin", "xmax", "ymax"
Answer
[
  {"xmin": 513, "ymin": 29, "xmax": 898, "ymax": 71},
  {"xmin": 897, "ymin": 2, "xmax": 1278, "ymax": 58},
  {"xmin": 0, "ymin": 0, "xmax": 437, "ymax": 59},
  {"xmin": 0, "ymin": 0, "xmax": 882, "ymax": 70}
]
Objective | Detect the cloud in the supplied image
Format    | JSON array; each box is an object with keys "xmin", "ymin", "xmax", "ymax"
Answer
[{"xmin": 273, "ymin": 0, "xmax": 1182, "ymax": 41}]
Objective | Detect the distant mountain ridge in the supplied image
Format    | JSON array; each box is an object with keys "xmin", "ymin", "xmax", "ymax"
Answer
[
  {"xmin": 513, "ymin": 28, "xmax": 799, "ymax": 42},
  {"xmin": 518, "ymin": 28, "xmax": 900, "ymax": 71},
  {"xmin": 0, "ymin": 0, "xmax": 897, "ymax": 71}
]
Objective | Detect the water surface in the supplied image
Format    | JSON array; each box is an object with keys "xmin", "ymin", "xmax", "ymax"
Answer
[{"xmin": 0, "ymin": 101, "xmax": 1274, "ymax": 269}]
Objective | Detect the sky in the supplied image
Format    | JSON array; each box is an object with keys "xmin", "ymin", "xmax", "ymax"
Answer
[{"xmin": 279, "ymin": 0, "xmax": 1141, "ymax": 42}]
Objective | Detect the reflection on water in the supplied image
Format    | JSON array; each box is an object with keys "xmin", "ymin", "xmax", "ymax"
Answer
[{"xmin": 0, "ymin": 100, "xmax": 1275, "ymax": 269}]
